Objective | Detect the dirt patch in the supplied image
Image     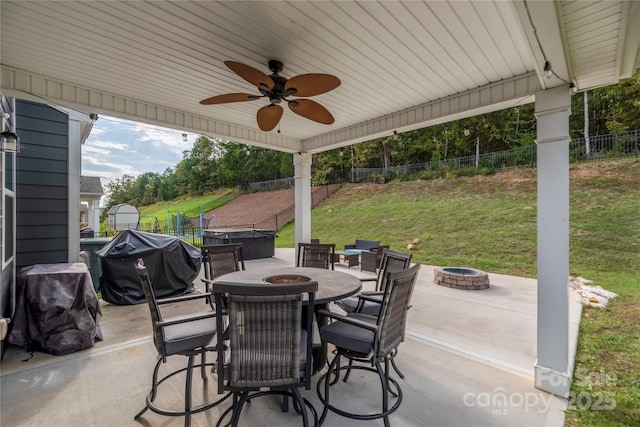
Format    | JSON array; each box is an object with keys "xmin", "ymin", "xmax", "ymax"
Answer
[
  {"xmin": 206, "ymin": 189, "xmax": 295, "ymax": 228},
  {"xmin": 205, "ymin": 184, "xmax": 341, "ymax": 229}
]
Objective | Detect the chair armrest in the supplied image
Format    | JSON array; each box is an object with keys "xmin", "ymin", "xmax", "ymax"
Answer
[
  {"xmin": 317, "ymin": 309, "xmax": 378, "ymax": 332},
  {"xmin": 159, "ymin": 310, "xmax": 216, "ymax": 327},
  {"xmin": 359, "ymin": 291, "xmax": 383, "ymax": 298},
  {"xmin": 357, "ymin": 293, "xmax": 383, "ymax": 304},
  {"xmin": 359, "ymin": 277, "xmax": 377, "ymax": 283},
  {"xmin": 157, "ymin": 292, "xmax": 213, "ymax": 305}
]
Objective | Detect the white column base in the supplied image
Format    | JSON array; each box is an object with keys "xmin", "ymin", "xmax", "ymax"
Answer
[{"xmin": 535, "ymin": 362, "xmax": 572, "ymax": 397}]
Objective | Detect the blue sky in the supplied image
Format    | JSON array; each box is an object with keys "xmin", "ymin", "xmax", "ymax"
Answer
[{"xmin": 82, "ymin": 116, "xmax": 196, "ymax": 203}]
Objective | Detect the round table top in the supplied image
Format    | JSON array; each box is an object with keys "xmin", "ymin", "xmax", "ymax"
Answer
[{"xmin": 213, "ymin": 266, "xmax": 361, "ymax": 305}]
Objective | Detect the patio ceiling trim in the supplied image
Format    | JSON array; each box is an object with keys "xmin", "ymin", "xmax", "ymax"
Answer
[
  {"xmin": 302, "ymin": 71, "xmax": 541, "ymax": 153},
  {"xmin": 2, "ymin": 65, "xmax": 542, "ymax": 155},
  {"xmin": 0, "ymin": 65, "xmax": 301, "ymax": 153}
]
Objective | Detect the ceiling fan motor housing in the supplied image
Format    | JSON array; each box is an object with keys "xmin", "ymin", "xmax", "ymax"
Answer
[{"xmin": 269, "ymin": 74, "xmax": 289, "ymax": 104}]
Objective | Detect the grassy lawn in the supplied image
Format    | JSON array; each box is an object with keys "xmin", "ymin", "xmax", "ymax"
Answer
[
  {"xmin": 137, "ymin": 190, "xmax": 234, "ymax": 223},
  {"xmin": 277, "ymin": 158, "xmax": 640, "ymax": 426}
]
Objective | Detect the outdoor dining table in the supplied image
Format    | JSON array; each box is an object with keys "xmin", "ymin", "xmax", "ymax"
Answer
[{"xmin": 213, "ymin": 266, "xmax": 362, "ymax": 373}]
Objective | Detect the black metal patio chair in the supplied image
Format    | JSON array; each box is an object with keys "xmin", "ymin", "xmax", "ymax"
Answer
[
  {"xmin": 316, "ymin": 263, "xmax": 421, "ymax": 427},
  {"xmin": 297, "ymin": 242, "xmax": 335, "ymax": 270},
  {"xmin": 335, "ymin": 249, "xmax": 412, "ymax": 315},
  {"xmin": 334, "ymin": 249, "xmax": 413, "ymax": 378},
  {"xmin": 133, "ymin": 258, "xmax": 230, "ymax": 427},
  {"xmin": 201, "ymin": 243, "xmax": 245, "ymax": 308},
  {"xmin": 213, "ymin": 278, "xmax": 319, "ymax": 426}
]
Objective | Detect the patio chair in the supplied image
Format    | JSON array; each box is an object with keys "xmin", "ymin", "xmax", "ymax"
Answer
[
  {"xmin": 201, "ymin": 243, "xmax": 245, "ymax": 307},
  {"xmin": 360, "ymin": 245, "xmax": 389, "ymax": 272},
  {"xmin": 333, "ymin": 249, "xmax": 412, "ymax": 379},
  {"xmin": 297, "ymin": 242, "xmax": 335, "ymax": 270},
  {"xmin": 316, "ymin": 263, "xmax": 421, "ymax": 426},
  {"xmin": 335, "ymin": 249, "xmax": 412, "ymax": 315},
  {"xmin": 213, "ymin": 279, "xmax": 319, "ymax": 427},
  {"xmin": 133, "ymin": 258, "xmax": 230, "ymax": 427}
]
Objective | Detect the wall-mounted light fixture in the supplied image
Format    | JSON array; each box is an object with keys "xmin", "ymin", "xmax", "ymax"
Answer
[
  {"xmin": 1, "ymin": 131, "xmax": 20, "ymax": 153},
  {"xmin": 543, "ymin": 61, "xmax": 553, "ymax": 79}
]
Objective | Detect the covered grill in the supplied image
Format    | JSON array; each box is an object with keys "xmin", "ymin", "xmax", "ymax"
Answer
[{"xmin": 96, "ymin": 230, "xmax": 201, "ymax": 305}]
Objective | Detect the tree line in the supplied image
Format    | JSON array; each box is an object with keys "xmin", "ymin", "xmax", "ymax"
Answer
[{"xmin": 105, "ymin": 71, "xmax": 640, "ymax": 212}]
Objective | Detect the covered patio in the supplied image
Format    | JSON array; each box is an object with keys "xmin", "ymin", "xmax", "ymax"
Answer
[
  {"xmin": 1, "ymin": 0, "xmax": 638, "ymax": 413},
  {"xmin": 0, "ymin": 248, "xmax": 580, "ymax": 426}
]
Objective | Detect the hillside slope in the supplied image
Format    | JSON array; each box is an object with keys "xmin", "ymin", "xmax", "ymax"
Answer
[
  {"xmin": 204, "ymin": 188, "xmax": 294, "ymax": 228},
  {"xmin": 204, "ymin": 184, "xmax": 341, "ymax": 228}
]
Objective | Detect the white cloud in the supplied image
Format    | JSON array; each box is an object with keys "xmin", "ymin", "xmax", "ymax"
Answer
[
  {"xmin": 82, "ymin": 116, "xmax": 196, "ymax": 205},
  {"xmin": 90, "ymin": 140, "xmax": 129, "ymax": 151}
]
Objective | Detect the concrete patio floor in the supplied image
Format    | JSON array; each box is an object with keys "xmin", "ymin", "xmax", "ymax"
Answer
[{"xmin": 0, "ymin": 248, "xmax": 581, "ymax": 426}]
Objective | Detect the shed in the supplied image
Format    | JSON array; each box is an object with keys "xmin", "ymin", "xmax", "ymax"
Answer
[{"xmin": 107, "ymin": 203, "xmax": 139, "ymax": 231}]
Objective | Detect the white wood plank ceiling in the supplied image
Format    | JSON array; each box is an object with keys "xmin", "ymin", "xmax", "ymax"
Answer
[{"xmin": 1, "ymin": 1, "xmax": 638, "ymax": 153}]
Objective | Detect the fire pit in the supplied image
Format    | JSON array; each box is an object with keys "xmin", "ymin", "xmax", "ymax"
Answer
[
  {"xmin": 434, "ymin": 267, "xmax": 490, "ymax": 290},
  {"xmin": 264, "ymin": 275, "xmax": 312, "ymax": 284}
]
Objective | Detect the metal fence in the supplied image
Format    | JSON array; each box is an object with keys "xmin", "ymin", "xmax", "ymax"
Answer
[
  {"xmin": 573, "ymin": 130, "xmax": 639, "ymax": 160},
  {"xmin": 249, "ymin": 177, "xmax": 295, "ymax": 192},
  {"xmin": 321, "ymin": 130, "xmax": 639, "ymax": 184},
  {"xmin": 84, "ymin": 225, "xmax": 204, "ymax": 247}
]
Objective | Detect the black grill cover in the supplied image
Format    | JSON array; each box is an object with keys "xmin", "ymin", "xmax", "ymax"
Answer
[{"xmin": 96, "ymin": 230, "xmax": 201, "ymax": 305}]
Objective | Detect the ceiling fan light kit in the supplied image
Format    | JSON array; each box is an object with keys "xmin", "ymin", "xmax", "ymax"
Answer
[{"xmin": 200, "ymin": 59, "xmax": 340, "ymax": 131}]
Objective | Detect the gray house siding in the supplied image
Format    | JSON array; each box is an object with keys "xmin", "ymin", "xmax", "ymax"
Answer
[
  {"xmin": 1, "ymin": 97, "xmax": 16, "ymax": 325},
  {"xmin": 15, "ymin": 100, "xmax": 69, "ymax": 267}
]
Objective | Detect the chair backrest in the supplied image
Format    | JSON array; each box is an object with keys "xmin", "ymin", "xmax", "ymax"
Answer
[
  {"xmin": 374, "ymin": 263, "xmax": 421, "ymax": 359},
  {"xmin": 297, "ymin": 242, "xmax": 335, "ymax": 270},
  {"xmin": 310, "ymin": 238, "xmax": 320, "ymax": 244},
  {"xmin": 213, "ymin": 280, "xmax": 317, "ymax": 393},
  {"xmin": 374, "ymin": 245, "xmax": 390, "ymax": 258},
  {"xmin": 134, "ymin": 258, "xmax": 164, "ymax": 354},
  {"xmin": 374, "ymin": 249, "xmax": 412, "ymax": 292},
  {"xmin": 202, "ymin": 243, "xmax": 245, "ymax": 281}
]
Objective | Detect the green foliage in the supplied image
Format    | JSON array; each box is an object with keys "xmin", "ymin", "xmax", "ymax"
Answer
[
  {"xmin": 105, "ymin": 136, "xmax": 292, "ymax": 208},
  {"xmin": 136, "ymin": 190, "xmax": 233, "ymax": 222}
]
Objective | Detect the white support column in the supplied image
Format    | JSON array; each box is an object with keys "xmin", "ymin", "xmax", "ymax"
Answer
[
  {"xmin": 293, "ymin": 153, "xmax": 312, "ymax": 256},
  {"xmin": 68, "ymin": 120, "xmax": 82, "ymax": 263},
  {"xmin": 534, "ymin": 85, "xmax": 572, "ymax": 396},
  {"xmin": 88, "ymin": 199, "xmax": 100, "ymax": 233}
]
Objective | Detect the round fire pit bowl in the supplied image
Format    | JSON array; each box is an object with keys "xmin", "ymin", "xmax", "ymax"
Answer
[
  {"xmin": 434, "ymin": 267, "xmax": 490, "ymax": 290},
  {"xmin": 264, "ymin": 275, "xmax": 312, "ymax": 284}
]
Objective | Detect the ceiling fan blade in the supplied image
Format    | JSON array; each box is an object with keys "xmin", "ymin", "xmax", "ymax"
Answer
[
  {"xmin": 225, "ymin": 61, "xmax": 274, "ymax": 90},
  {"xmin": 284, "ymin": 74, "xmax": 341, "ymax": 97},
  {"xmin": 289, "ymin": 99, "xmax": 335, "ymax": 124},
  {"xmin": 257, "ymin": 104, "xmax": 284, "ymax": 131},
  {"xmin": 199, "ymin": 93, "xmax": 260, "ymax": 105}
]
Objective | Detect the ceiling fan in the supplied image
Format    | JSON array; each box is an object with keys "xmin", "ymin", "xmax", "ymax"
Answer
[{"xmin": 200, "ymin": 60, "xmax": 341, "ymax": 131}]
